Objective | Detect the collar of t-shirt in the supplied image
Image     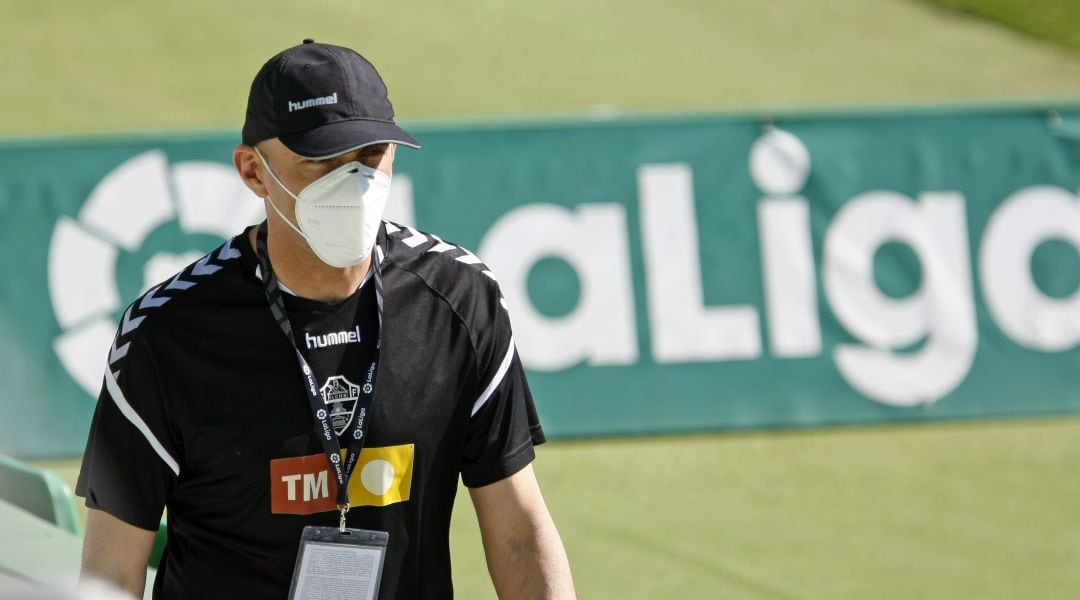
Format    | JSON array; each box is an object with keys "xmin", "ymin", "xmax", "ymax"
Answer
[{"xmin": 253, "ymin": 263, "xmax": 373, "ymax": 300}]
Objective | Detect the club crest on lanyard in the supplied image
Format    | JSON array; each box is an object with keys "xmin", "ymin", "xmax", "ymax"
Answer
[{"xmin": 321, "ymin": 376, "xmax": 362, "ymax": 436}]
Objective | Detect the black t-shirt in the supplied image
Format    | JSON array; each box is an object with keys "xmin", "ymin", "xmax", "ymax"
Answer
[
  {"xmin": 284, "ymin": 270, "xmax": 379, "ymax": 445},
  {"xmin": 76, "ymin": 222, "xmax": 545, "ymax": 599}
]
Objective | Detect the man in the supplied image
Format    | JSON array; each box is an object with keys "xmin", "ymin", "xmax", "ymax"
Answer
[{"xmin": 76, "ymin": 39, "xmax": 576, "ymax": 599}]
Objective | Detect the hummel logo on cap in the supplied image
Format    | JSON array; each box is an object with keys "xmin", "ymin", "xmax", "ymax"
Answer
[
  {"xmin": 242, "ymin": 38, "xmax": 420, "ymax": 159},
  {"xmin": 288, "ymin": 92, "xmax": 339, "ymax": 113}
]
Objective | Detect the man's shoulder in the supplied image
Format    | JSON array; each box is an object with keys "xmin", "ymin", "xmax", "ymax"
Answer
[
  {"xmin": 111, "ymin": 237, "xmax": 252, "ymax": 348},
  {"xmin": 382, "ymin": 221, "xmax": 502, "ymax": 303}
]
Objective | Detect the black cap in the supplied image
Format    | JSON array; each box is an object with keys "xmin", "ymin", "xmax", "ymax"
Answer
[{"xmin": 242, "ymin": 40, "xmax": 419, "ymax": 158}]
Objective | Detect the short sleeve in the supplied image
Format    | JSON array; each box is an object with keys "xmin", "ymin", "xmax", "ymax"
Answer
[
  {"xmin": 460, "ymin": 279, "xmax": 545, "ymax": 488},
  {"xmin": 75, "ymin": 329, "xmax": 180, "ymax": 531}
]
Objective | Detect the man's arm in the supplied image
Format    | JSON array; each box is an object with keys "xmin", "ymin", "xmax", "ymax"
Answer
[
  {"xmin": 470, "ymin": 464, "xmax": 576, "ymax": 600},
  {"xmin": 80, "ymin": 508, "xmax": 157, "ymax": 598}
]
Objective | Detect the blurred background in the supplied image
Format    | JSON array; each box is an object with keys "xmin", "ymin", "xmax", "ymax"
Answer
[{"xmin": 1, "ymin": 0, "xmax": 1079, "ymax": 598}]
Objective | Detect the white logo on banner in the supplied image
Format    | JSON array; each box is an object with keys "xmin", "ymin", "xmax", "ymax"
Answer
[
  {"xmin": 48, "ymin": 151, "xmax": 263, "ymax": 396},
  {"xmin": 479, "ymin": 128, "xmax": 1080, "ymax": 408},
  {"xmin": 48, "ymin": 151, "xmax": 416, "ymax": 399}
]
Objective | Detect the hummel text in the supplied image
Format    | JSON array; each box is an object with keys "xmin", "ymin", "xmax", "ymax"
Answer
[
  {"xmin": 288, "ymin": 92, "xmax": 339, "ymax": 113},
  {"xmin": 306, "ymin": 325, "xmax": 362, "ymax": 349}
]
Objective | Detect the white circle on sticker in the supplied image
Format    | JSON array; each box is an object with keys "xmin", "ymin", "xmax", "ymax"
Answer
[
  {"xmin": 361, "ymin": 459, "xmax": 396, "ymax": 496},
  {"xmin": 749, "ymin": 128, "xmax": 811, "ymax": 195}
]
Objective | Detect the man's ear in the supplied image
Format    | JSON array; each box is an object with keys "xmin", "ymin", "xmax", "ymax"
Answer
[{"xmin": 234, "ymin": 144, "xmax": 269, "ymax": 198}]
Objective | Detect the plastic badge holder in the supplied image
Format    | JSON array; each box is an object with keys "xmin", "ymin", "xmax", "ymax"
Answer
[{"xmin": 288, "ymin": 526, "xmax": 389, "ymax": 600}]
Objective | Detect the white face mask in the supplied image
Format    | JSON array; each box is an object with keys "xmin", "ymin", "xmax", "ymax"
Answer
[{"xmin": 255, "ymin": 147, "xmax": 391, "ymax": 268}]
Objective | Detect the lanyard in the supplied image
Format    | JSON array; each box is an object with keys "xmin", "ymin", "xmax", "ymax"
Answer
[{"xmin": 255, "ymin": 222, "xmax": 383, "ymax": 530}]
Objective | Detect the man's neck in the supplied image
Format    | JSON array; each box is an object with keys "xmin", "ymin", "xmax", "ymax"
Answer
[{"xmin": 248, "ymin": 224, "xmax": 371, "ymax": 303}]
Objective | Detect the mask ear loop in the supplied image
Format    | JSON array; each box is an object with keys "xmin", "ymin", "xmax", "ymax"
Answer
[{"xmin": 253, "ymin": 147, "xmax": 309, "ymax": 241}]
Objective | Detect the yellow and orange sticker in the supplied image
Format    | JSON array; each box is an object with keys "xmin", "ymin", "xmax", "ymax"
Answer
[{"xmin": 269, "ymin": 444, "xmax": 414, "ymax": 514}]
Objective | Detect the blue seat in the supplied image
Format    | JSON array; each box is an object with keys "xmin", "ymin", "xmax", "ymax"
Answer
[{"xmin": 0, "ymin": 454, "xmax": 81, "ymax": 535}]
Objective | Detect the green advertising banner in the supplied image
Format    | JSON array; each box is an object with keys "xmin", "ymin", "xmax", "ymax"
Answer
[{"xmin": 3, "ymin": 105, "xmax": 1080, "ymax": 457}]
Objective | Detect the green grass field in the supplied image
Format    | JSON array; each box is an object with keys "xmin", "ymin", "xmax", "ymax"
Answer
[
  {"xmin": 36, "ymin": 417, "xmax": 1080, "ymax": 599},
  {"xmin": 3, "ymin": 0, "xmax": 1080, "ymax": 137},
  {"xmin": 921, "ymin": 0, "xmax": 1080, "ymax": 50},
  {"xmin": 9, "ymin": 0, "xmax": 1080, "ymax": 598}
]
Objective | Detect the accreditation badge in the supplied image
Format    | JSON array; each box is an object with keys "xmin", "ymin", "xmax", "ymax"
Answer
[{"xmin": 288, "ymin": 526, "xmax": 389, "ymax": 600}]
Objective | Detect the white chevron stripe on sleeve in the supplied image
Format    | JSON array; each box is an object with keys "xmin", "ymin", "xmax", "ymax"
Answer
[
  {"xmin": 471, "ymin": 337, "xmax": 516, "ymax": 417},
  {"xmin": 454, "ymin": 249, "xmax": 483, "ymax": 265},
  {"xmin": 104, "ymin": 367, "xmax": 180, "ymax": 477},
  {"xmin": 426, "ymin": 236, "xmax": 456, "ymax": 254},
  {"xmin": 401, "ymin": 226, "xmax": 429, "ymax": 248}
]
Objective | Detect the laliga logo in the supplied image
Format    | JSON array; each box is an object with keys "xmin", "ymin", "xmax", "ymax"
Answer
[
  {"xmin": 48, "ymin": 151, "xmax": 264, "ymax": 396},
  {"xmin": 316, "ymin": 409, "xmax": 328, "ymax": 420},
  {"xmin": 481, "ymin": 128, "xmax": 1080, "ymax": 407}
]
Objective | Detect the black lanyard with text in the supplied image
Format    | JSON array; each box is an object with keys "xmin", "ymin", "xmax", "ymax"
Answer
[{"xmin": 255, "ymin": 222, "xmax": 383, "ymax": 530}]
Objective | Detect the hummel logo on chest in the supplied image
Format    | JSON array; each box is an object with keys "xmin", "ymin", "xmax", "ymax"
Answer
[
  {"xmin": 306, "ymin": 325, "xmax": 362, "ymax": 349},
  {"xmin": 288, "ymin": 92, "xmax": 339, "ymax": 113}
]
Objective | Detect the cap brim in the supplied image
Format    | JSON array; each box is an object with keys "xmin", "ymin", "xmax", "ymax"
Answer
[{"xmin": 279, "ymin": 119, "xmax": 421, "ymax": 159}]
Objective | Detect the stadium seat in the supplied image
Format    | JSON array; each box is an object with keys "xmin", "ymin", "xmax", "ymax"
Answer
[
  {"xmin": 0, "ymin": 454, "xmax": 81, "ymax": 535},
  {"xmin": 150, "ymin": 517, "xmax": 167, "ymax": 569}
]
